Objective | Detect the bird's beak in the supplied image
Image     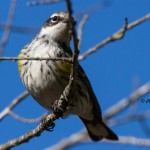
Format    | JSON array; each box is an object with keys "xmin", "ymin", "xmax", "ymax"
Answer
[
  {"xmin": 63, "ymin": 19, "xmax": 69, "ymax": 24},
  {"xmin": 63, "ymin": 19, "xmax": 76, "ymax": 27}
]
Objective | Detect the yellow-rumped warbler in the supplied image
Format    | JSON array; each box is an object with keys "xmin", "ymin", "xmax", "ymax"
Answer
[{"xmin": 18, "ymin": 12, "xmax": 118, "ymax": 141}]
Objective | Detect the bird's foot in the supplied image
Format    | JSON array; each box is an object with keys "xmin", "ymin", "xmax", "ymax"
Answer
[{"xmin": 52, "ymin": 98, "xmax": 68, "ymax": 119}]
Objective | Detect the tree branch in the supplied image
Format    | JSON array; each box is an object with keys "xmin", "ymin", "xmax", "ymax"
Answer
[
  {"xmin": 46, "ymin": 133, "xmax": 150, "ymax": 150},
  {"xmin": 78, "ymin": 13, "xmax": 150, "ymax": 60},
  {"xmin": 104, "ymin": 82, "xmax": 150, "ymax": 120},
  {"xmin": 52, "ymin": 0, "xmax": 79, "ymax": 116},
  {"xmin": 108, "ymin": 110, "xmax": 150, "ymax": 127},
  {"xmin": 0, "ymin": 23, "xmax": 39, "ymax": 34},
  {"xmin": 0, "ymin": 114, "xmax": 57, "ymax": 150},
  {"xmin": 9, "ymin": 111, "xmax": 45, "ymax": 123},
  {"xmin": 0, "ymin": 56, "xmax": 72, "ymax": 62},
  {"xmin": 26, "ymin": 0, "xmax": 62, "ymax": 6},
  {"xmin": 0, "ymin": 0, "xmax": 17, "ymax": 55},
  {"xmin": 103, "ymin": 136, "xmax": 150, "ymax": 146},
  {"xmin": 77, "ymin": 14, "xmax": 89, "ymax": 49},
  {"xmin": 0, "ymin": 91, "xmax": 29, "ymax": 121}
]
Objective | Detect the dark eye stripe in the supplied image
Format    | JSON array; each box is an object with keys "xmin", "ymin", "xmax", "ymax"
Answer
[{"xmin": 43, "ymin": 16, "xmax": 64, "ymax": 28}]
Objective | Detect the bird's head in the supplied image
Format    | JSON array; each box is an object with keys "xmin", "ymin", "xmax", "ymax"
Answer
[{"xmin": 40, "ymin": 12, "xmax": 74, "ymax": 45}]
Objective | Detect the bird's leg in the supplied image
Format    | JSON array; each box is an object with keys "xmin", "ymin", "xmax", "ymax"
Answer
[
  {"xmin": 41, "ymin": 113, "xmax": 56, "ymax": 131},
  {"xmin": 52, "ymin": 97, "xmax": 69, "ymax": 119}
]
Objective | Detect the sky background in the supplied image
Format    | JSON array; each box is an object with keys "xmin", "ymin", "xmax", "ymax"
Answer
[{"xmin": 0, "ymin": 0, "xmax": 150, "ymax": 150}]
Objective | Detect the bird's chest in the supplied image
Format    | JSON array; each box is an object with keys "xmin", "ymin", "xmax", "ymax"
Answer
[
  {"xmin": 24, "ymin": 59, "xmax": 70, "ymax": 90},
  {"xmin": 19, "ymin": 43, "xmax": 71, "ymax": 109},
  {"xmin": 21, "ymin": 60, "xmax": 71, "ymax": 109}
]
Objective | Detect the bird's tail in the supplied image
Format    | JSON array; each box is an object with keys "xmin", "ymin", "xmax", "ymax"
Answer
[{"xmin": 80, "ymin": 117, "xmax": 118, "ymax": 141}]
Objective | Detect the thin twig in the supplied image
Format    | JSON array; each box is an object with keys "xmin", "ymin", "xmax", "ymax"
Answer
[
  {"xmin": 56, "ymin": 0, "xmax": 79, "ymax": 114},
  {"xmin": 45, "ymin": 129, "xmax": 87, "ymax": 150},
  {"xmin": 26, "ymin": 0, "xmax": 62, "ymax": 6},
  {"xmin": 46, "ymin": 134, "xmax": 150, "ymax": 150},
  {"xmin": 0, "ymin": 56, "xmax": 72, "ymax": 62},
  {"xmin": 76, "ymin": 1, "xmax": 111, "ymax": 49},
  {"xmin": 0, "ymin": 91, "xmax": 29, "ymax": 121},
  {"xmin": 104, "ymin": 82, "xmax": 150, "ymax": 120},
  {"xmin": 108, "ymin": 110, "xmax": 150, "ymax": 127},
  {"xmin": 9, "ymin": 111, "xmax": 44, "ymax": 123},
  {"xmin": 0, "ymin": 0, "xmax": 17, "ymax": 55},
  {"xmin": 108, "ymin": 136, "xmax": 150, "ymax": 146},
  {"xmin": 48, "ymin": 0, "xmax": 79, "ymax": 120},
  {"xmin": 78, "ymin": 13, "xmax": 150, "ymax": 60},
  {"xmin": 77, "ymin": 14, "xmax": 89, "ymax": 49},
  {"xmin": 65, "ymin": 0, "xmax": 79, "ymax": 78},
  {"xmin": 0, "ymin": 114, "xmax": 57, "ymax": 150},
  {"xmin": 0, "ymin": 23, "xmax": 39, "ymax": 34}
]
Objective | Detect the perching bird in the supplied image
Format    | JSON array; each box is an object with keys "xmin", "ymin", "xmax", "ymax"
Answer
[{"xmin": 18, "ymin": 12, "xmax": 118, "ymax": 141}]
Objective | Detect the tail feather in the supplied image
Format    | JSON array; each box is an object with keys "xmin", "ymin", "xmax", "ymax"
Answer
[
  {"xmin": 80, "ymin": 117, "xmax": 118, "ymax": 141},
  {"xmin": 101, "ymin": 122, "xmax": 118, "ymax": 141}
]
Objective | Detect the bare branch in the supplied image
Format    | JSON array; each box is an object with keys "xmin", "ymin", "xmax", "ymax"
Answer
[
  {"xmin": 65, "ymin": 0, "xmax": 79, "ymax": 77},
  {"xmin": 77, "ymin": 14, "xmax": 89, "ymax": 49},
  {"xmin": 52, "ymin": 0, "xmax": 79, "ymax": 117},
  {"xmin": 108, "ymin": 110, "xmax": 150, "ymax": 127},
  {"xmin": 46, "ymin": 133, "xmax": 150, "ymax": 150},
  {"xmin": 78, "ymin": 13, "xmax": 150, "ymax": 61},
  {"xmin": 47, "ymin": 132, "xmax": 150, "ymax": 150},
  {"xmin": 104, "ymin": 82, "xmax": 150, "ymax": 120},
  {"xmin": 9, "ymin": 111, "xmax": 44, "ymax": 123},
  {"xmin": 104, "ymin": 136, "xmax": 150, "ymax": 146},
  {"xmin": 0, "ymin": 0, "xmax": 17, "ymax": 55},
  {"xmin": 26, "ymin": 0, "xmax": 62, "ymax": 6},
  {"xmin": 0, "ymin": 23, "xmax": 39, "ymax": 34},
  {"xmin": 0, "ymin": 114, "xmax": 57, "ymax": 150},
  {"xmin": 0, "ymin": 91, "xmax": 29, "ymax": 121},
  {"xmin": 76, "ymin": 1, "xmax": 109, "ymax": 49},
  {"xmin": 0, "ymin": 56, "xmax": 72, "ymax": 63},
  {"xmin": 45, "ymin": 129, "xmax": 87, "ymax": 150}
]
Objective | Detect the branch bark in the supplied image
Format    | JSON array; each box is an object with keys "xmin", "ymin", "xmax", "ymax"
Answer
[
  {"xmin": 78, "ymin": 13, "xmax": 150, "ymax": 60},
  {"xmin": 0, "ymin": 114, "xmax": 57, "ymax": 150},
  {"xmin": 0, "ymin": 0, "xmax": 17, "ymax": 55},
  {"xmin": 26, "ymin": 0, "xmax": 62, "ymax": 6},
  {"xmin": 104, "ymin": 82, "xmax": 150, "ymax": 120},
  {"xmin": 0, "ymin": 56, "xmax": 72, "ymax": 62},
  {"xmin": 0, "ymin": 91, "xmax": 29, "ymax": 121}
]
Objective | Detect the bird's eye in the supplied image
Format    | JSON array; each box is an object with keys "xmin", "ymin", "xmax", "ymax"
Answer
[{"xmin": 51, "ymin": 16, "xmax": 59, "ymax": 22}]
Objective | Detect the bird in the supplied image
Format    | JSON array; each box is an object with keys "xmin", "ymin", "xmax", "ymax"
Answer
[{"xmin": 18, "ymin": 12, "xmax": 118, "ymax": 141}]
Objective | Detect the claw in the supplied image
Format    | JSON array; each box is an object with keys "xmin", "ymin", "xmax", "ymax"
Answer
[
  {"xmin": 41, "ymin": 114, "xmax": 56, "ymax": 131},
  {"xmin": 45, "ymin": 122, "xmax": 55, "ymax": 131},
  {"xmin": 52, "ymin": 99, "xmax": 69, "ymax": 118}
]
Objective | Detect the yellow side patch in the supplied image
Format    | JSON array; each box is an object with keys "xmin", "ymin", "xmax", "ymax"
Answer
[
  {"xmin": 56, "ymin": 61, "xmax": 71, "ymax": 74},
  {"xmin": 18, "ymin": 52, "xmax": 24, "ymax": 75}
]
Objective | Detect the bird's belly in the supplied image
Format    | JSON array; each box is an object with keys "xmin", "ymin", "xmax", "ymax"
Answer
[{"xmin": 23, "ymin": 60, "xmax": 70, "ymax": 110}]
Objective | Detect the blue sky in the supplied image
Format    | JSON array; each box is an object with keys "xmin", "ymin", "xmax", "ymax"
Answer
[{"xmin": 0, "ymin": 0, "xmax": 150, "ymax": 150}]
